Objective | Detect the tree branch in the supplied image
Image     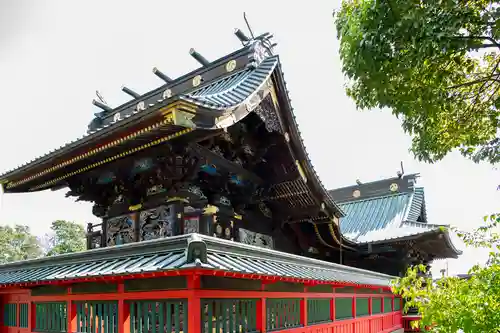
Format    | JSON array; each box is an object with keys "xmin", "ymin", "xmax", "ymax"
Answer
[
  {"xmin": 447, "ymin": 77, "xmax": 498, "ymax": 89},
  {"xmin": 453, "ymin": 35, "xmax": 500, "ymax": 50}
]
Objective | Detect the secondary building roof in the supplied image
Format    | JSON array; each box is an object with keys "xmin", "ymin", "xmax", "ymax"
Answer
[
  {"xmin": 329, "ymin": 174, "xmax": 462, "ymax": 258},
  {"xmin": 0, "ymin": 234, "xmax": 394, "ymax": 288}
]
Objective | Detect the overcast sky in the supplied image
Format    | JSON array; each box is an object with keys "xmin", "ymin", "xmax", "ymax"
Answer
[{"xmin": 0, "ymin": 0, "xmax": 498, "ymax": 276}]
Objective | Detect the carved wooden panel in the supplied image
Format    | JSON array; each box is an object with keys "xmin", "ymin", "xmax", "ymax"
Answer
[
  {"xmin": 183, "ymin": 216, "xmax": 199, "ymax": 234},
  {"xmin": 106, "ymin": 214, "xmax": 135, "ymax": 246},
  {"xmin": 139, "ymin": 205, "xmax": 174, "ymax": 241},
  {"xmin": 238, "ymin": 228, "xmax": 274, "ymax": 249}
]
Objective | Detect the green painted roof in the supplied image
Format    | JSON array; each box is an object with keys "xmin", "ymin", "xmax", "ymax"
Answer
[
  {"xmin": 338, "ymin": 187, "xmax": 441, "ymax": 243},
  {"xmin": 0, "ymin": 234, "xmax": 394, "ymax": 287}
]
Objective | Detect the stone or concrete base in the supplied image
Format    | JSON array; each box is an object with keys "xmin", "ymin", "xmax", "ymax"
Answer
[{"xmin": 390, "ymin": 329, "xmax": 404, "ymax": 333}]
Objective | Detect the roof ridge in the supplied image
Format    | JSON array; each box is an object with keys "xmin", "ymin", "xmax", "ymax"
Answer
[{"xmin": 338, "ymin": 191, "xmax": 409, "ymax": 205}]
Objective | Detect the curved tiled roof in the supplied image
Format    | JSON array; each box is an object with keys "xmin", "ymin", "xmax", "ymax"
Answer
[
  {"xmin": 182, "ymin": 56, "xmax": 278, "ymax": 110},
  {"xmin": 337, "ymin": 186, "xmax": 446, "ymax": 243},
  {"xmin": 0, "ymin": 33, "xmax": 345, "ymax": 222},
  {"xmin": 0, "ymin": 234, "xmax": 394, "ymax": 288}
]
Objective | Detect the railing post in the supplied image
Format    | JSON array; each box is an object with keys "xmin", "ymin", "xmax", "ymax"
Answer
[
  {"xmin": 257, "ymin": 281, "xmax": 266, "ymax": 332},
  {"xmin": 330, "ymin": 296, "xmax": 335, "ymax": 322},
  {"xmin": 187, "ymin": 275, "xmax": 201, "ymax": 333},
  {"xmin": 351, "ymin": 294, "xmax": 356, "ymax": 332},
  {"xmin": 256, "ymin": 297, "xmax": 266, "ymax": 332},
  {"xmin": 368, "ymin": 296, "xmax": 372, "ymax": 331},
  {"xmin": 300, "ymin": 287, "xmax": 308, "ymax": 327},
  {"xmin": 29, "ymin": 302, "xmax": 35, "ymax": 332},
  {"xmin": 67, "ymin": 287, "xmax": 77, "ymax": 333},
  {"xmin": 118, "ymin": 282, "xmax": 130, "ymax": 333}
]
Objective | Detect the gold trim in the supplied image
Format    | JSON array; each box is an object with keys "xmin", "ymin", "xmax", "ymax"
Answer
[
  {"xmin": 313, "ymin": 223, "xmax": 338, "ymax": 250},
  {"xmin": 268, "ymin": 78, "xmax": 280, "ymax": 110},
  {"xmin": 328, "ymin": 220, "xmax": 356, "ymax": 251},
  {"xmin": 166, "ymin": 197, "xmax": 190, "ymax": 203},
  {"xmin": 7, "ymin": 101, "xmax": 199, "ymax": 190},
  {"xmin": 128, "ymin": 204, "xmax": 143, "ymax": 211},
  {"xmin": 28, "ymin": 128, "xmax": 193, "ymax": 191},
  {"xmin": 203, "ymin": 205, "xmax": 219, "ymax": 215},
  {"xmin": 295, "ymin": 160, "xmax": 307, "ymax": 183}
]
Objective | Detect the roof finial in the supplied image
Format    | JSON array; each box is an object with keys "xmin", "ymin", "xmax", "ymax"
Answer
[
  {"xmin": 152, "ymin": 67, "xmax": 173, "ymax": 83},
  {"xmin": 95, "ymin": 90, "xmax": 107, "ymax": 105},
  {"xmin": 121, "ymin": 86, "xmax": 140, "ymax": 99},
  {"xmin": 189, "ymin": 48, "xmax": 210, "ymax": 67},
  {"xmin": 243, "ymin": 12, "xmax": 255, "ymax": 40},
  {"xmin": 356, "ymin": 179, "xmax": 362, "ymax": 185},
  {"xmin": 234, "ymin": 28, "xmax": 250, "ymax": 43},
  {"xmin": 397, "ymin": 161, "xmax": 405, "ymax": 179},
  {"xmin": 92, "ymin": 99, "xmax": 112, "ymax": 112}
]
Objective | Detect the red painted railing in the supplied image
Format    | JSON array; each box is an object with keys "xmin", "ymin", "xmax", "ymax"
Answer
[
  {"xmin": 403, "ymin": 315, "xmax": 426, "ymax": 332},
  {"xmin": 1, "ymin": 276, "xmax": 405, "ymax": 333},
  {"xmin": 275, "ymin": 312, "xmax": 402, "ymax": 333}
]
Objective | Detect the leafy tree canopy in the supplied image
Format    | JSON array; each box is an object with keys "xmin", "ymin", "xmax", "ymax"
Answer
[
  {"xmin": 393, "ymin": 214, "xmax": 500, "ymax": 332},
  {"xmin": 0, "ymin": 225, "xmax": 42, "ymax": 263},
  {"xmin": 45, "ymin": 220, "xmax": 86, "ymax": 256},
  {"xmin": 335, "ymin": 0, "xmax": 500, "ymax": 164}
]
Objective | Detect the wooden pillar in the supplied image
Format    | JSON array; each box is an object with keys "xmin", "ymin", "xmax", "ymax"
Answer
[
  {"xmin": 300, "ymin": 286, "xmax": 308, "ymax": 327},
  {"xmin": 368, "ymin": 296, "xmax": 372, "ymax": 332},
  {"xmin": 256, "ymin": 282, "xmax": 266, "ymax": 333},
  {"xmin": 351, "ymin": 293, "xmax": 356, "ymax": 332},
  {"xmin": 330, "ymin": 295, "xmax": 335, "ymax": 322},
  {"xmin": 29, "ymin": 302, "xmax": 35, "ymax": 332},
  {"xmin": 118, "ymin": 283, "xmax": 130, "ymax": 333},
  {"xmin": 67, "ymin": 287, "xmax": 77, "ymax": 333},
  {"xmin": 187, "ymin": 275, "xmax": 201, "ymax": 333}
]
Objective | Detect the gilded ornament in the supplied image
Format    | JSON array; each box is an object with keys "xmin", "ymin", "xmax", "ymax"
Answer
[
  {"xmin": 225, "ymin": 60, "xmax": 237, "ymax": 72},
  {"xmin": 192, "ymin": 75, "xmax": 202, "ymax": 87}
]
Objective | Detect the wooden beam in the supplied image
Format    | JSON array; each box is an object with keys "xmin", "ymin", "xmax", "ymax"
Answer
[{"xmin": 190, "ymin": 143, "xmax": 263, "ymax": 184}]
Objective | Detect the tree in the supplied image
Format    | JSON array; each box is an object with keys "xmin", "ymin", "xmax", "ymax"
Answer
[
  {"xmin": 392, "ymin": 214, "xmax": 500, "ymax": 332},
  {"xmin": 0, "ymin": 225, "xmax": 42, "ymax": 263},
  {"xmin": 335, "ymin": 0, "xmax": 500, "ymax": 164},
  {"xmin": 45, "ymin": 220, "xmax": 86, "ymax": 256}
]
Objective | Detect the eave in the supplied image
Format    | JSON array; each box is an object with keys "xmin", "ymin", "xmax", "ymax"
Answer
[
  {"xmin": 0, "ymin": 234, "xmax": 395, "ymax": 289},
  {"xmin": 0, "ymin": 42, "xmax": 260, "ymax": 191}
]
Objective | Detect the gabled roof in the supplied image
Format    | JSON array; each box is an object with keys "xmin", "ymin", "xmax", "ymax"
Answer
[
  {"xmin": 328, "ymin": 174, "xmax": 461, "ymax": 258},
  {"xmin": 0, "ymin": 234, "xmax": 394, "ymax": 288},
  {"xmin": 0, "ymin": 30, "xmax": 344, "ymax": 223},
  {"xmin": 338, "ymin": 187, "xmax": 441, "ymax": 243}
]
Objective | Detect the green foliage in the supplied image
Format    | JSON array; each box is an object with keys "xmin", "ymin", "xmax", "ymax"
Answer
[
  {"xmin": 335, "ymin": 0, "xmax": 500, "ymax": 164},
  {"xmin": 45, "ymin": 220, "xmax": 86, "ymax": 256},
  {"xmin": 392, "ymin": 214, "xmax": 500, "ymax": 332},
  {"xmin": 0, "ymin": 225, "xmax": 42, "ymax": 263}
]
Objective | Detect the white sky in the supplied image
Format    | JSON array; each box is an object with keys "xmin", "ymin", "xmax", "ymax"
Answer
[{"xmin": 0, "ymin": 0, "xmax": 498, "ymax": 276}]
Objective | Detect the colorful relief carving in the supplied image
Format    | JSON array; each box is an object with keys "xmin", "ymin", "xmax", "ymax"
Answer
[
  {"xmin": 106, "ymin": 214, "xmax": 135, "ymax": 246},
  {"xmin": 139, "ymin": 205, "xmax": 174, "ymax": 241}
]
